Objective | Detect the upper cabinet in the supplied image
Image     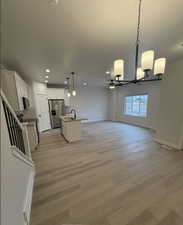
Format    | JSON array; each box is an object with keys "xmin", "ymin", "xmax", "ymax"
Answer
[{"xmin": 1, "ymin": 69, "xmax": 28, "ymax": 111}]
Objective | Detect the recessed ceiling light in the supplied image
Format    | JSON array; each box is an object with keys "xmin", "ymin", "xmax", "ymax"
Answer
[
  {"xmin": 45, "ymin": 69, "xmax": 50, "ymax": 73},
  {"xmin": 45, "ymin": 80, "xmax": 48, "ymax": 83},
  {"xmin": 45, "ymin": 75, "xmax": 49, "ymax": 79},
  {"xmin": 106, "ymin": 71, "xmax": 110, "ymax": 74}
]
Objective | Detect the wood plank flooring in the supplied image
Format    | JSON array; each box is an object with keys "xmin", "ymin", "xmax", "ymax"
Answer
[{"xmin": 31, "ymin": 121, "xmax": 183, "ymax": 225}]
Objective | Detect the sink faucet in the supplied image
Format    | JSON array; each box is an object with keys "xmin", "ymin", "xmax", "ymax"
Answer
[{"xmin": 70, "ymin": 109, "xmax": 76, "ymax": 119}]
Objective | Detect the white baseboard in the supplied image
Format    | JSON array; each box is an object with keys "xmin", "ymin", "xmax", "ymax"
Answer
[
  {"xmin": 83, "ymin": 119, "xmax": 106, "ymax": 124},
  {"xmin": 116, "ymin": 119, "xmax": 155, "ymax": 131},
  {"xmin": 154, "ymin": 138, "xmax": 183, "ymax": 150}
]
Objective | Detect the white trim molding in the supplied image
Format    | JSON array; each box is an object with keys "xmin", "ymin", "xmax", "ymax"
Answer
[
  {"xmin": 10, "ymin": 146, "xmax": 35, "ymax": 168},
  {"xmin": 154, "ymin": 138, "xmax": 183, "ymax": 150},
  {"xmin": 117, "ymin": 119, "xmax": 155, "ymax": 131}
]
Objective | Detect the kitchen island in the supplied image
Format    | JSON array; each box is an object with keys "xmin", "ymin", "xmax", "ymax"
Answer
[{"xmin": 60, "ymin": 116, "xmax": 87, "ymax": 142}]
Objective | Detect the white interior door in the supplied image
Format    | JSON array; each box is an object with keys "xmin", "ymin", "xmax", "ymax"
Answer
[{"xmin": 36, "ymin": 94, "xmax": 51, "ymax": 132}]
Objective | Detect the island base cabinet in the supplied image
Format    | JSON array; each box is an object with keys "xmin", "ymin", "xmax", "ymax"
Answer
[{"xmin": 62, "ymin": 120, "xmax": 82, "ymax": 142}]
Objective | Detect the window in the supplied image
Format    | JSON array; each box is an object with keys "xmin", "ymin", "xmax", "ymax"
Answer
[{"xmin": 124, "ymin": 95, "xmax": 148, "ymax": 117}]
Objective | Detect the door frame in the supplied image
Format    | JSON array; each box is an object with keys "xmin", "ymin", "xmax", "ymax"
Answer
[
  {"xmin": 48, "ymin": 99, "xmax": 65, "ymax": 129},
  {"xmin": 35, "ymin": 93, "xmax": 51, "ymax": 132}
]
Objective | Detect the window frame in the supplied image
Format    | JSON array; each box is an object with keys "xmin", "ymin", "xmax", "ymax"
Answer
[{"xmin": 123, "ymin": 94, "xmax": 149, "ymax": 118}]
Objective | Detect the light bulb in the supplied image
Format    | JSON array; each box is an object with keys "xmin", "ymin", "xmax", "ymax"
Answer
[
  {"xmin": 72, "ymin": 90, "xmax": 76, "ymax": 96},
  {"xmin": 67, "ymin": 92, "xmax": 71, "ymax": 98}
]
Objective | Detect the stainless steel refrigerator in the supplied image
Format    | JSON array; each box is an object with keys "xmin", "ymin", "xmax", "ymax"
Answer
[{"xmin": 48, "ymin": 99, "xmax": 65, "ymax": 129}]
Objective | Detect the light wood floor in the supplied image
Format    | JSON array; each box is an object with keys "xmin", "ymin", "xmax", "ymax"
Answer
[{"xmin": 31, "ymin": 121, "xmax": 183, "ymax": 225}]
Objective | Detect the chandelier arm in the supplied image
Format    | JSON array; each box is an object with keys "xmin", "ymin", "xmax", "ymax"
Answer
[
  {"xmin": 108, "ymin": 79, "xmax": 135, "ymax": 83},
  {"xmin": 114, "ymin": 77, "xmax": 162, "ymax": 87},
  {"xmin": 135, "ymin": 0, "xmax": 142, "ymax": 80}
]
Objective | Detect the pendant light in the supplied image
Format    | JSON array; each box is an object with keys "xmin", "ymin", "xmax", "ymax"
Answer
[
  {"xmin": 72, "ymin": 90, "xmax": 76, "ymax": 96},
  {"xmin": 71, "ymin": 72, "xmax": 77, "ymax": 96},
  {"xmin": 66, "ymin": 77, "xmax": 71, "ymax": 98}
]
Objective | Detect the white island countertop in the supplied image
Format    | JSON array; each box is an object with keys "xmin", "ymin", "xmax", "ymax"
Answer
[{"xmin": 60, "ymin": 116, "xmax": 88, "ymax": 122}]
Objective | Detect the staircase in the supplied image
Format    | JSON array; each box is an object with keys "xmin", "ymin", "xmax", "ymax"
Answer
[{"xmin": 1, "ymin": 90, "xmax": 35, "ymax": 225}]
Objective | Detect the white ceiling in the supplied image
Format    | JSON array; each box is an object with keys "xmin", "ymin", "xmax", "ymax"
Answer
[{"xmin": 1, "ymin": 0, "xmax": 183, "ymax": 86}]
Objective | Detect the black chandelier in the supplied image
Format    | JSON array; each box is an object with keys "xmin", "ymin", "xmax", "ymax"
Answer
[{"xmin": 108, "ymin": 0, "xmax": 166, "ymax": 89}]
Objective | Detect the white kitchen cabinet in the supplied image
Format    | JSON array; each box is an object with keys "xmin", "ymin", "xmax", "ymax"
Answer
[
  {"xmin": 62, "ymin": 119, "xmax": 82, "ymax": 142},
  {"xmin": 60, "ymin": 116, "xmax": 87, "ymax": 142}
]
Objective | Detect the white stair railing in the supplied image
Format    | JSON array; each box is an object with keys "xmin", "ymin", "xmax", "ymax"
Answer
[{"xmin": 0, "ymin": 90, "xmax": 33, "ymax": 163}]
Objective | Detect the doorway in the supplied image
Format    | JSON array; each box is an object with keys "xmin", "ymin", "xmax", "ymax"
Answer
[
  {"xmin": 36, "ymin": 94, "xmax": 51, "ymax": 132},
  {"xmin": 48, "ymin": 99, "xmax": 65, "ymax": 129}
]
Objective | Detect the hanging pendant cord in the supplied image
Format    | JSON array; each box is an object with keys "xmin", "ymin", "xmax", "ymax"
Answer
[
  {"xmin": 135, "ymin": 0, "xmax": 142, "ymax": 80},
  {"xmin": 136, "ymin": 0, "xmax": 142, "ymax": 45},
  {"xmin": 67, "ymin": 77, "xmax": 70, "ymax": 91},
  {"xmin": 71, "ymin": 72, "xmax": 75, "ymax": 90}
]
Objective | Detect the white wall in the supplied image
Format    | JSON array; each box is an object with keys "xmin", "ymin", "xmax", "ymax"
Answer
[
  {"xmin": 47, "ymin": 88, "xmax": 65, "ymax": 99},
  {"xmin": 181, "ymin": 125, "xmax": 183, "ymax": 149},
  {"xmin": 108, "ymin": 90, "xmax": 117, "ymax": 121},
  {"xmin": 155, "ymin": 59, "xmax": 183, "ymax": 149},
  {"xmin": 109, "ymin": 82, "xmax": 161, "ymax": 130},
  {"xmin": 31, "ymin": 82, "xmax": 69, "ymax": 102},
  {"xmin": 31, "ymin": 82, "xmax": 51, "ymax": 131},
  {"xmin": 31, "ymin": 82, "xmax": 108, "ymax": 125},
  {"xmin": 70, "ymin": 85, "xmax": 108, "ymax": 122},
  {"xmin": 32, "ymin": 82, "xmax": 47, "ymax": 95},
  {"xmin": 32, "ymin": 82, "xmax": 47, "ymax": 115}
]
